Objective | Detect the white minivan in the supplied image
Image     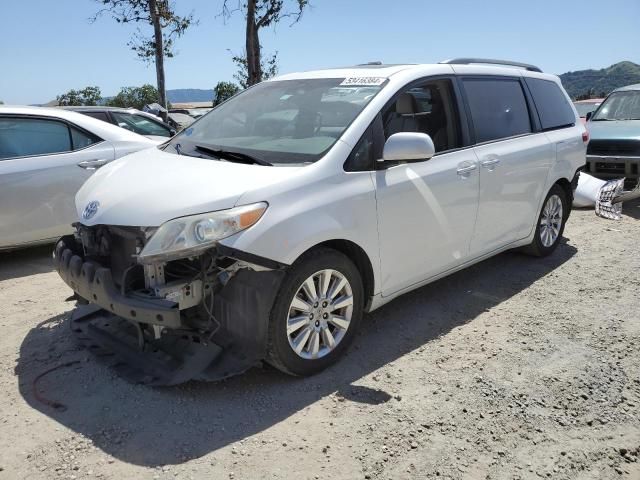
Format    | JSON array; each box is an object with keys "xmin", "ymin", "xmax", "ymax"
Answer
[{"xmin": 54, "ymin": 59, "xmax": 587, "ymax": 385}]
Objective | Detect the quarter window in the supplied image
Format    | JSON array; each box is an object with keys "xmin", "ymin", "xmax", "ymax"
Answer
[
  {"xmin": 70, "ymin": 126, "xmax": 101, "ymax": 150},
  {"xmin": 462, "ymin": 78, "xmax": 531, "ymax": 143},
  {"xmin": 525, "ymin": 78, "xmax": 575, "ymax": 130}
]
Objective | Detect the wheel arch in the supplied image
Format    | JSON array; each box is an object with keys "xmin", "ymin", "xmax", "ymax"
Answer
[
  {"xmin": 296, "ymin": 239, "xmax": 376, "ymax": 310},
  {"xmin": 551, "ymin": 176, "xmax": 574, "ymax": 220}
]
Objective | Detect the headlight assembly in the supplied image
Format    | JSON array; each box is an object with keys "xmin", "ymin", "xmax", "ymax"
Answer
[{"xmin": 138, "ymin": 202, "xmax": 267, "ymax": 264}]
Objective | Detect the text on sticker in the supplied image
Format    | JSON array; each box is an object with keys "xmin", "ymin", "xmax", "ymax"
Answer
[{"xmin": 340, "ymin": 77, "xmax": 386, "ymax": 86}]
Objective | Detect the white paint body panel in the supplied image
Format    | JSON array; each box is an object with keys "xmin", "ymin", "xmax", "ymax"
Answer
[
  {"xmin": 61, "ymin": 64, "xmax": 585, "ymax": 311},
  {"xmin": 0, "ymin": 106, "xmax": 159, "ymax": 249}
]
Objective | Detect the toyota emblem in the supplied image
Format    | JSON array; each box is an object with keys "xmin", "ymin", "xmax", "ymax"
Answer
[{"xmin": 82, "ymin": 201, "xmax": 100, "ymax": 220}]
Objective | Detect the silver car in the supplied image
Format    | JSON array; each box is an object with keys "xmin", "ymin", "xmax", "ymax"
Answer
[{"xmin": 0, "ymin": 106, "xmax": 158, "ymax": 250}]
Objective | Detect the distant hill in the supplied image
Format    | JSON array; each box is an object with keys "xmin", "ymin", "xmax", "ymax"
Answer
[
  {"xmin": 167, "ymin": 88, "xmax": 214, "ymax": 103},
  {"xmin": 559, "ymin": 61, "xmax": 640, "ymax": 99}
]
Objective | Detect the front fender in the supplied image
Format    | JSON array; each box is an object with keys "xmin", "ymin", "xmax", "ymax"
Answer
[{"xmin": 219, "ymin": 170, "xmax": 381, "ymax": 293}]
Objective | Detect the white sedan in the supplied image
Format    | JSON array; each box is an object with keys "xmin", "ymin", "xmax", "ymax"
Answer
[{"xmin": 0, "ymin": 106, "xmax": 160, "ymax": 250}]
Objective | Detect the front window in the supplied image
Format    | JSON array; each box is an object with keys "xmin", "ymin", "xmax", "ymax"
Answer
[
  {"xmin": 167, "ymin": 78, "xmax": 386, "ymax": 165},
  {"xmin": 592, "ymin": 91, "xmax": 640, "ymax": 121},
  {"xmin": 111, "ymin": 112, "xmax": 172, "ymax": 137}
]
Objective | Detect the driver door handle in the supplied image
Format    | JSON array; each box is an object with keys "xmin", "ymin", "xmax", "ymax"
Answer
[
  {"xmin": 457, "ymin": 162, "xmax": 477, "ymax": 175},
  {"xmin": 77, "ymin": 159, "xmax": 109, "ymax": 170}
]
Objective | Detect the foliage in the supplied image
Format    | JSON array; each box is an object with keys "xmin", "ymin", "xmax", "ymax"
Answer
[
  {"xmin": 93, "ymin": 0, "xmax": 195, "ymax": 63},
  {"xmin": 230, "ymin": 50, "xmax": 278, "ymax": 89},
  {"xmin": 560, "ymin": 61, "xmax": 640, "ymax": 99},
  {"xmin": 56, "ymin": 86, "xmax": 102, "ymax": 106},
  {"xmin": 222, "ymin": 0, "xmax": 308, "ymax": 86},
  {"xmin": 106, "ymin": 84, "xmax": 160, "ymax": 110},
  {"xmin": 213, "ymin": 81, "xmax": 241, "ymax": 106}
]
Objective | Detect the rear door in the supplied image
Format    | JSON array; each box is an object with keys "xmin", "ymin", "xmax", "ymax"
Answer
[
  {"xmin": 459, "ymin": 76, "xmax": 554, "ymax": 256},
  {"xmin": 0, "ymin": 115, "xmax": 115, "ymax": 248}
]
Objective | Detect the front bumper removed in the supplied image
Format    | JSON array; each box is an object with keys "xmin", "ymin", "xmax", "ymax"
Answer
[{"xmin": 54, "ymin": 237, "xmax": 285, "ymax": 385}]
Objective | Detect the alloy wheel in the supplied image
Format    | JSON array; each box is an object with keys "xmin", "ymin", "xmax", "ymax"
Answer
[
  {"xmin": 286, "ymin": 269, "xmax": 353, "ymax": 359},
  {"xmin": 540, "ymin": 194, "xmax": 563, "ymax": 247}
]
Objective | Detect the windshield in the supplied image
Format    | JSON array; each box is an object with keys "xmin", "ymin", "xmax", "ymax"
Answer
[
  {"xmin": 168, "ymin": 78, "xmax": 386, "ymax": 165},
  {"xmin": 592, "ymin": 91, "xmax": 640, "ymax": 121},
  {"xmin": 573, "ymin": 102, "xmax": 600, "ymax": 117},
  {"xmin": 111, "ymin": 112, "xmax": 172, "ymax": 137}
]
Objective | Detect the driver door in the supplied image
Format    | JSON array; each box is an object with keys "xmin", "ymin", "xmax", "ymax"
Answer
[{"xmin": 373, "ymin": 78, "xmax": 480, "ymax": 296}]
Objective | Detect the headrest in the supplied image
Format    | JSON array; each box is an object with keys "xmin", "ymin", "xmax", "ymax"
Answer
[{"xmin": 396, "ymin": 93, "xmax": 418, "ymax": 115}]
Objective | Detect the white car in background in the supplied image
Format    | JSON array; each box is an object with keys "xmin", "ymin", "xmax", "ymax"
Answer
[{"xmin": 0, "ymin": 106, "xmax": 159, "ymax": 250}]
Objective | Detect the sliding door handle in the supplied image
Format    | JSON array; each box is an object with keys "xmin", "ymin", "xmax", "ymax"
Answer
[
  {"xmin": 480, "ymin": 158, "xmax": 501, "ymax": 169},
  {"xmin": 77, "ymin": 159, "xmax": 109, "ymax": 170}
]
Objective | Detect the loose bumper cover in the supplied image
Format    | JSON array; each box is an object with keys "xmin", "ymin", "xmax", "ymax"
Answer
[{"xmin": 53, "ymin": 237, "xmax": 285, "ymax": 385}]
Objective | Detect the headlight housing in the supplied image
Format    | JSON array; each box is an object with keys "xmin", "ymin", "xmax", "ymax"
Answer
[{"xmin": 138, "ymin": 202, "xmax": 267, "ymax": 264}]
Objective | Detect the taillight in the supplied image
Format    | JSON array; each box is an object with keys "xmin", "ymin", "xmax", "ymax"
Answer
[{"xmin": 582, "ymin": 130, "xmax": 589, "ymax": 143}]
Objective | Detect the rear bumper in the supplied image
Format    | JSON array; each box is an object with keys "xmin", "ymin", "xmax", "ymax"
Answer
[{"xmin": 54, "ymin": 238, "xmax": 182, "ymax": 328}]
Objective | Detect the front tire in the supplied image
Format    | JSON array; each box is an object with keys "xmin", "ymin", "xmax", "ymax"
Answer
[
  {"xmin": 266, "ymin": 248, "xmax": 363, "ymax": 376},
  {"xmin": 523, "ymin": 184, "xmax": 568, "ymax": 257}
]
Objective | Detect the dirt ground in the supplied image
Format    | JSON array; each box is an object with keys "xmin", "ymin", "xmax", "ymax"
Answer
[{"xmin": 1, "ymin": 201, "xmax": 639, "ymax": 480}]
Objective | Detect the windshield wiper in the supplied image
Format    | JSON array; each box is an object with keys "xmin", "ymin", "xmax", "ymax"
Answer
[{"xmin": 195, "ymin": 145, "xmax": 272, "ymax": 166}]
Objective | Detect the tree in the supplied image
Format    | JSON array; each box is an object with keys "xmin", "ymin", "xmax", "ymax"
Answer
[
  {"xmin": 230, "ymin": 50, "xmax": 277, "ymax": 89},
  {"xmin": 213, "ymin": 81, "xmax": 241, "ymax": 106},
  {"xmin": 93, "ymin": 0, "xmax": 195, "ymax": 115},
  {"xmin": 56, "ymin": 86, "xmax": 102, "ymax": 106},
  {"xmin": 106, "ymin": 84, "xmax": 160, "ymax": 110},
  {"xmin": 222, "ymin": 0, "xmax": 309, "ymax": 87}
]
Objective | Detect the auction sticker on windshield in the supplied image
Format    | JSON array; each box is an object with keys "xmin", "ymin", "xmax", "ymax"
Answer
[{"xmin": 340, "ymin": 77, "xmax": 386, "ymax": 86}]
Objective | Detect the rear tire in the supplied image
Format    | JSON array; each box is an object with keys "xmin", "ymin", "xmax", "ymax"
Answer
[
  {"xmin": 266, "ymin": 248, "xmax": 363, "ymax": 376},
  {"xmin": 523, "ymin": 184, "xmax": 568, "ymax": 257}
]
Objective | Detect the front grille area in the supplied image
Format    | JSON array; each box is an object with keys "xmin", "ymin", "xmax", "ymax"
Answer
[
  {"xmin": 76, "ymin": 225, "xmax": 145, "ymax": 288},
  {"xmin": 595, "ymin": 162, "xmax": 626, "ymax": 174},
  {"xmin": 587, "ymin": 139, "xmax": 640, "ymax": 156}
]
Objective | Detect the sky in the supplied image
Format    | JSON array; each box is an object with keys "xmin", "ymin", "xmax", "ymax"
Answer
[{"xmin": 1, "ymin": 0, "xmax": 639, "ymax": 104}]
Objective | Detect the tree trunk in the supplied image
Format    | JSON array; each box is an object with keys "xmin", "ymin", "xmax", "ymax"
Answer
[
  {"xmin": 245, "ymin": 0, "xmax": 261, "ymax": 86},
  {"xmin": 148, "ymin": 0, "xmax": 167, "ymax": 120}
]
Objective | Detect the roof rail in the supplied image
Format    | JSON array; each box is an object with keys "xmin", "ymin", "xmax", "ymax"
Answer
[
  {"xmin": 440, "ymin": 58, "xmax": 542, "ymax": 73},
  {"xmin": 357, "ymin": 61, "xmax": 383, "ymax": 66}
]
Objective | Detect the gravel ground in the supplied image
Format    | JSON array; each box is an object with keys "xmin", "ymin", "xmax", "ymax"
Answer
[{"xmin": 1, "ymin": 200, "xmax": 639, "ymax": 480}]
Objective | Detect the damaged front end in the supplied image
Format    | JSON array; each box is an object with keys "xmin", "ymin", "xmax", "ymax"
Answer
[{"xmin": 54, "ymin": 224, "xmax": 285, "ymax": 385}]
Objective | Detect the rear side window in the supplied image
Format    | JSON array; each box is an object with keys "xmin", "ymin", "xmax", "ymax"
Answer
[
  {"xmin": 0, "ymin": 117, "xmax": 71, "ymax": 159},
  {"xmin": 525, "ymin": 78, "xmax": 575, "ymax": 130},
  {"xmin": 83, "ymin": 111, "xmax": 110, "ymax": 122},
  {"xmin": 462, "ymin": 78, "xmax": 531, "ymax": 143}
]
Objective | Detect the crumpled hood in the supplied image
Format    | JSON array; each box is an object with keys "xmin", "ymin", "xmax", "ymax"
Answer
[
  {"xmin": 76, "ymin": 148, "xmax": 302, "ymax": 226},
  {"xmin": 587, "ymin": 120, "xmax": 640, "ymax": 141}
]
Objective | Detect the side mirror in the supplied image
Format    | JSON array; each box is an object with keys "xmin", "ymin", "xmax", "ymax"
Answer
[
  {"xmin": 585, "ymin": 111, "xmax": 593, "ymax": 121},
  {"xmin": 169, "ymin": 129, "xmax": 177, "ymax": 136},
  {"xmin": 381, "ymin": 132, "xmax": 435, "ymax": 162}
]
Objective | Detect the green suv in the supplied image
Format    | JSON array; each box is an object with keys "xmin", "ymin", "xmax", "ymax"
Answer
[{"xmin": 586, "ymin": 83, "xmax": 640, "ymax": 187}]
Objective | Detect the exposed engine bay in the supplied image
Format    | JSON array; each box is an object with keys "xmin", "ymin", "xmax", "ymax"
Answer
[{"xmin": 54, "ymin": 224, "xmax": 285, "ymax": 385}]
